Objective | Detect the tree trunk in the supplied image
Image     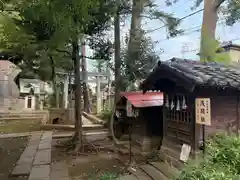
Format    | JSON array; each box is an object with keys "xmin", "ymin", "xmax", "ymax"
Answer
[
  {"xmin": 128, "ymin": 0, "xmax": 143, "ymax": 72},
  {"xmin": 72, "ymin": 37, "xmax": 83, "ymax": 150},
  {"xmin": 114, "ymin": 10, "xmax": 121, "ymax": 108},
  {"xmin": 108, "ymin": 8, "xmax": 121, "ymax": 140},
  {"xmin": 81, "ymin": 40, "xmax": 91, "ymax": 113},
  {"xmin": 200, "ymin": 0, "xmax": 223, "ymax": 61},
  {"xmin": 49, "ymin": 55, "xmax": 58, "ymax": 107}
]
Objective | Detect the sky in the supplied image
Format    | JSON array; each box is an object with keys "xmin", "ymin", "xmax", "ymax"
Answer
[{"xmin": 85, "ymin": 0, "xmax": 240, "ymax": 71}]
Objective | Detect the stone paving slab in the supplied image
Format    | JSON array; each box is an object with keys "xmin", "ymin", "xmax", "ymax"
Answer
[
  {"xmin": 17, "ymin": 156, "xmax": 34, "ymax": 164},
  {"xmin": 11, "ymin": 132, "xmax": 43, "ymax": 176},
  {"xmin": 50, "ymin": 162, "xmax": 70, "ymax": 180},
  {"xmin": 28, "ymin": 165, "xmax": 50, "ymax": 180},
  {"xmin": 41, "ymin": 131, "xmax": 53, "ymax": 142},
  {"xmin": 33, "ymin": 149, "xmax": 51, "ymax": 165},
  {"xmin": 12, "ymin": 163, "xmax": 32, "ymax": 176},
  {"xmin": 38, "ymin": 142, "xmax": 52, "ymax": 150}
]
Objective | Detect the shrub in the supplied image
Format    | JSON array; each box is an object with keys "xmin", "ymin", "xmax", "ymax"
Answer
[
  {"xmin": 99, "ymin": 172, "xmax": 118, "ymax": 180},
  {"xmin": 97, "ymin": 110, "xmax": 112, "ymax": 122},
  {"xmin": 176, "ymin": 133, "xmax": 240, "ymax": 180}
]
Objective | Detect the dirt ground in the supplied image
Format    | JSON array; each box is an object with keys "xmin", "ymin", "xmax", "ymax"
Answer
[
  {"xmin": 0, "ymin": 137, "xmax": 28, "ymax": 180},
  {"xmin": 52, "ymin": 135, "xmax": 129, "ymax": 180}
]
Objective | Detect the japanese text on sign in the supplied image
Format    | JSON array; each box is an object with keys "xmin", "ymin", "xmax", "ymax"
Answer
[{"xmin": 195, "ymin": 98, "xmax": 211, "ymax": 126}]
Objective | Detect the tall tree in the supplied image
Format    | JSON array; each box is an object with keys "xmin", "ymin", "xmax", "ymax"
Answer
[
  {"xmin": 1, "ymin": 0, "xmax": 115, "ymax": 151},
  {"xmin": 197, "ymin": 0, "xmax": 225, "ymax": 61},
  {"xmin": 121, "ymin": 33, "xmax": 160, "ymax": 90}
]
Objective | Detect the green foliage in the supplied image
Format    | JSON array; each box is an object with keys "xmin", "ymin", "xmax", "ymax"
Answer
[
  {"xmin": 200, "ymin": 32, "xmax": 230, "ymax": 64},
  {"xmin": 97, "ymin": 109, "xmax": 112, "ymax": 122},
  {"xmin": 150, "ymin": 10, "xmax": 183, "ymax": 37},
  {"xmin": 88, "ymin": 171, "xmax": 119, "ymax": 180},
  {"xmin": 176, "ymin": 133, "xmax": 240, "ymax": 180},
  {"xmin": 226, "ymin": 0, "xmax": 240, "ymax": 26},
  {"xmin": 0, "ymin": 0, "xmax": 115, "ymax": 82},
  {"xmin": 99, "ymin": 172, "xmax": 118, "ymax": 180},
  {"xmin": 120, "ymin": 33, "xmax": 159, "ymax": 90}
]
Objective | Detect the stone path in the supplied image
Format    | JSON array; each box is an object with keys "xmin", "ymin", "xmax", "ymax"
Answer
[
  {"xmin": 11, "ymin": 131, "xmax": 70, "ymax": 180},
  {"xmin": 50, "ymin": 161, "xmax": 70, "ymax": 180},
  {"xmin": 12, "ymin": 132, "xmax": 42, "ymax": 176}
]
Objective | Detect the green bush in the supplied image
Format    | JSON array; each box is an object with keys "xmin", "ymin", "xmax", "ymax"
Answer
[
  {"xmin": 97, "ymin": 110, "xmax": 112, "ymax": 122},
  {"xmin": 99, "ymin": 172, "xmax": 118, "ymax": 180},
  {"xmin": 176, "ymin": 133, "xmax": 240, "ymax": 180}
]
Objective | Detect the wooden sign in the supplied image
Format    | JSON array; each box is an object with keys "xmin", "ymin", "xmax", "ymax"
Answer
[
  {"xmin": 180, "ymin": 144, "xmax": 191, "ymax": 162},
  {"xmin": 195, "ymin": 98, "xmax": 211, "ymax": 126},
  {"xmin": 126, "ymin": 100, "xmax": 133, "ymax": 117}
]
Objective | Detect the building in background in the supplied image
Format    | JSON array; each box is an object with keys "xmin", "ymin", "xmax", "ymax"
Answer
[
  {"xmin": 19, "ymin": 79, "xmax": 53, "ymax": 110},
  {"xmin": 218, "ymin": 43, "xmax": 240, "ymax": 63}
]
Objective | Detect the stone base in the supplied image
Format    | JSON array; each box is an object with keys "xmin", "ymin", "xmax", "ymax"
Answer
[{"xmin": 141, "ymin": 136, "xmax": 162, "ymax": 153}]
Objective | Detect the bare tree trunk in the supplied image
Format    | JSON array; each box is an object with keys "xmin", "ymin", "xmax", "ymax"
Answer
[
  {"xmin": 114, "ymin": 10, "xmax": 121, "ymax": 108},
  {"xmin": 108, "ymin": 7, "xmax": 121, "ymax": 139},
  {"xmin": 200, "ymin": 0, "xmax": 224, "ymax": 61},
  {"xmin": 72, "ymin": 37, "xmax": 83, "ymax": 151},
  {"xmin": 81, "ymin": 39, "xmax": 91, "ymax": 113},
  {"xmin": 49, "ymin": 55, "xmax": 58, "ymax": 107},
  {"xmin": 128, "ymin": 0, "xmax": 143, "ymax": 69}
]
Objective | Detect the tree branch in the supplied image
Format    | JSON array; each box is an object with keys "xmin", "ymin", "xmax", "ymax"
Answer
[
  {"xmin": 214, "ymin": 0, "xmax": 226, "ymax": 9},
  {"xmin": 55, "ymin": 49, "xmax": 71, "ymax": 56}
]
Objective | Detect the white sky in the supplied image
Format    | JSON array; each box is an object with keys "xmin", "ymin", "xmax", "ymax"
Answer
[{"xmin": 85, "ymin": 0, "xmax": 240, "ymax": 72}]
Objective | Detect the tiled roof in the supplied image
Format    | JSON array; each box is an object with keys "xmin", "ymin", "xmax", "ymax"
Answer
[{"xmin": 141, "ymin": 57, "xmax": 240, "ymax": 91}]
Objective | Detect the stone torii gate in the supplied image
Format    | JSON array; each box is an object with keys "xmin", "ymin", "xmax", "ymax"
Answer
[{"xmin": 57, "ymin": 71, "xmax": 110, "ymax": 113}]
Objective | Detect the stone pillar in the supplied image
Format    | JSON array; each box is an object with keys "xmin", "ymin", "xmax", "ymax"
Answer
[
  {"xmin": 96, "ymin": 75, "xmax": 101, "ymax": 113},
  {"xmin": 63, "ymin": 75, "xmax": 69, "ymax": 109},
  {"xmin": 32, "ymin": 96, "xmax": 36, "ymax": 110},
  {"xmin": 24, "ymin": 96, "xmax": 28, "ymax": 109},
  {"xmin": 40, "ymin": 100, "xmax": 44, "ymax": 110},
  {"xmin": 141, "ymin": 136, "xmax": 152, "ymax": 153}
]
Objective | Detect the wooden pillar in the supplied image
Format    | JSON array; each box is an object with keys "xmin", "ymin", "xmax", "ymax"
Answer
[{"xmin": 192, "ymin": 95, "xmax": 200, "ymax": 157}]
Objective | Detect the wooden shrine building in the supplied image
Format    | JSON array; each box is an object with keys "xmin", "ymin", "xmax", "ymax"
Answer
[
  {"xmin": 141, "ymin": 57, "xmax": 240, "ymax": 166},
  {"xmin": 114, "ymin": 91, "xmax": 164, "ymax": 152}
]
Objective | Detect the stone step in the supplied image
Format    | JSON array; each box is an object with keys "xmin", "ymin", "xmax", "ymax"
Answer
[
  {"xmin": 149, "ymin": 161, "xmax": 179, "ymax": 179},
  {"xmin": 128, "ymin": 166, "xmax": 152, "ymax": 180},
  {"xmin": 140, "ymin": 164, "xmax": 169, "ymax": 180},
  {"xmin": 0, "ymin": 114, "xmax": 47, "ymax": 118},
  {"xmin": 52, "ymin": 130, "xmax": 108, "ymax": 139},
  {"xmin": 0, "ymin": 117, "xmax": 43, "ymax": 121},
  {"xmin": 40, "ymin": 124, "xmax": 105, "ymax": 131}
]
